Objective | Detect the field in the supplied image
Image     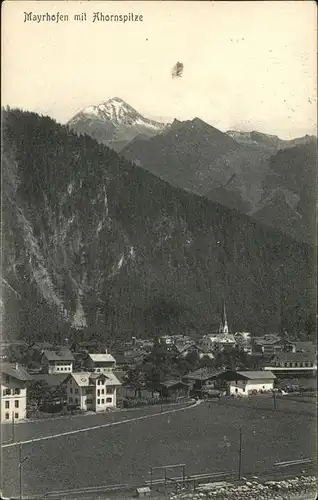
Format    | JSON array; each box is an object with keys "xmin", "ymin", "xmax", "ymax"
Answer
[{"xmin": 1, "ymin": 397, "xmax": 316, "ymax": 498}]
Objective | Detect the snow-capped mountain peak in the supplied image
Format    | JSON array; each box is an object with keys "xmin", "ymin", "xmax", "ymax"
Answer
[
  {"xmin": 69, "ymin": 97, "xmax": 165, "ymax": 129},
  {"xmin": 67, "ymin": 97, "xmax": 168, "ymax": 151}
]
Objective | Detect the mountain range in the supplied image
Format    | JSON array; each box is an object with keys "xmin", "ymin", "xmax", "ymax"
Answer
[
  {"xmin": 68, "ymin": 97, "xmax": 315, "ymax": 155},
  {"xmin": 2, "ymin": 108, "xmax": 315, "ymax": 345},
  {"xmin": 69, "ymin": 98, "xmax": 316, "ymax": 243}
]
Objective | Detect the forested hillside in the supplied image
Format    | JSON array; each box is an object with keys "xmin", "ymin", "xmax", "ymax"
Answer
[{"xmin": 2, "ymin": 108, "xmax": 316, "ymax": 344}]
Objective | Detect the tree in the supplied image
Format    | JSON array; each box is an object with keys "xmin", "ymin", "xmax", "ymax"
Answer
[
  {"xmin": 28, "ymin": 380, "xmax": 51, "ymax": 407},
  {"xmin": 144, "ymin": 340, "xmax": 173, "ymax": 379},
  {"xmin": 5, "ymin": 345, "xmax": 23, "ymax": 363},
  {"xmin": 124, "ymin": 367, "xmax": 145, "ymax": 397},
  {"xmin": 28, "ymin": 380, "xmax": 68, "ymax": 411},
  {"xmin": 143, "ymin": 362, "xmax": 162, "ymax": 394},
  {"xmin": 51, "ymin": 383, "xmax": 67, "ymax": 403},
  {"xmin": 184, "ymin": 350, "xmax": 200, "ymax": 369},
  {"xmin": 213, "ymin": 345, "xmax": 254, "ymax": 371},
  {"xmin": 5, "ymin": 344, "xmax": 41, "ymax": 369}
]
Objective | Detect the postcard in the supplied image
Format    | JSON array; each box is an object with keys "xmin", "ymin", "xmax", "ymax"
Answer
[{"xmin": 1, "ymin": 1, "xmax": 317, "ymax": 499}]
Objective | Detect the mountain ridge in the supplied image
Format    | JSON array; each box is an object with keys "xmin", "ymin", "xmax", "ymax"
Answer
[
  {"xmin": 226, "ymin": 129, "xmax": 317, "ymax": 150},
  {"xmin": 121, "ymin": 111, "xmax": 316, "ymax": 243},
  {"xmin": 122, "ymin": 116, "xmax": 241, "ymax": 193},
  {"xmin": 67, "ymin": 96, "xmax": 316, "ymax": 150}
]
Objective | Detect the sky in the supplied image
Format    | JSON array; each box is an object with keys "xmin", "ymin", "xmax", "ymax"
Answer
[{"xmin": 2, "ymin": 0, "xmax": 317, "ymax": 139}]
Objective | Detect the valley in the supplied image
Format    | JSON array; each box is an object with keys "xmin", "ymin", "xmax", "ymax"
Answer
[{"xmin": 2, "ymin": 108, "xmax": 316, "ymax": 344}]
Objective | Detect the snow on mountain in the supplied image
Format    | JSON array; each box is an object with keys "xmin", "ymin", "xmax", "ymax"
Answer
[
  {"xmin": 70, "ymin": 97, "xmax": 165, "ymax": 129},
  {"xmin": 68, "ymin": 97, "xmax": 167, "ymax": 151}
]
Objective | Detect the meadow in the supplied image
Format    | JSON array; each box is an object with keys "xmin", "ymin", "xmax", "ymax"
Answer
[{"xmin": 1, "ymin": 397, "xmax": 316, "ymax": 498}]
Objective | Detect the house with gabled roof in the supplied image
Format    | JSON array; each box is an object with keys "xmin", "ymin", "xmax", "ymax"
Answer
[
  {"xmin": 252, "ymin": 335, "xmax": 296, "ymax": 356},
  {"xmin": 174, "ymin": 340, "xmax": 208, "ymax": 359},
  {"xmin": 41, "ymin": 348, "xmax": 74, "ymax": 374},
  {"xmin": 214, "ymin": 369, "xmax": 276, "ymax": 395},
  {"xmin": 86, "ymin": 352, "xmax": 116, "ymax": 373},
  {"xmin": 159, "ymin": 380, "xmax": 190, "ymax": 400},
  {"xmin": 31, "ymin": 341, "xmax": 55, "ymax": 352},
  {"xmin": 263, "ymin": 352, "xmax": 317, "ymax": 377},
  {"xmin": 64, "ymin": 371, "xmax": 121, "ymax": 412},
  {"xmin": 1, "ymin": 363, "xmax": 31, "ymax": 422},
  {"xmin": 183, "ymin": 367, "xmax": 222, "ymax": 392}
]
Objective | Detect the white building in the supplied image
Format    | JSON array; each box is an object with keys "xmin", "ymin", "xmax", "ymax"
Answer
[
  {"xmin": 159, "ymin": 335, "xmax": 174, "ymax": 346},
  {"xmin": 216, "ymin": 370, "xmax": 276, "ymax": 396},
  {"xmin": 41, "ymin": 348, "xmax": 74, "ymax": 374},
  {"xmin": 86, "ymin": 352, "xmax": 116, "ymax": 373},
  {"xmin": 1, "ymin": 363, "xmax": 30, "ymax": 423},
  {"xmin": 65, "ymin": 371, "xmax": 121, "ymax": 412},
  {"xmin": 202, "ymin": 333, "xmax": 236, "ymax": 351},
  {"xmin": 201, "ymin": 302, "xmax": 236, "ymax": 352},
  {"xmin": 263, "ymin": 353, "xmax": 317, "ymax": 375}
]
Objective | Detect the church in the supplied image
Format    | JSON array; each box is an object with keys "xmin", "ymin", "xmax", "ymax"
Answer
[{"xmin": 201, "ymin": 302, "xmax": 236, "ymax": 352}]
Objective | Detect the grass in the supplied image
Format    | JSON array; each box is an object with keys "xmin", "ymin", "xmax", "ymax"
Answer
[
  {"xmin": 1, "ymin": 397, "xmax": 316, "ymax": 498},
  {"xmin": 1, "ymin": 402, "xmax": 188, "ymax": 444}
]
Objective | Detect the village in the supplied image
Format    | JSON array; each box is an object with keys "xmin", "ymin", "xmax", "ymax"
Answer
[{"xmin": 1, "ymin": 304, "xmax": 316, "ymax": 424}]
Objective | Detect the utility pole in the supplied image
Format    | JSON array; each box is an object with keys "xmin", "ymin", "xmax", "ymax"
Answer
[
  {"xmin": 19, "ymin": 442, "xmax": 22, "ymax": 500},
  {"xmin": 19, "ymin": 442, "xmax": 29, "ymax": 500},
  {"xmin": 273, "ymin": 389, "xmax": 277, "ymax": 410},
  {"xmin": 164, "ymin": 467, "xmax": 167, "ymax": 497},
  {"xmin": 238, "ymin": 427, "xmax": 243, "ymax": 480},
  {"xmin": 160, "ymin": 386, "xmax": 163, "ymax": 412}
]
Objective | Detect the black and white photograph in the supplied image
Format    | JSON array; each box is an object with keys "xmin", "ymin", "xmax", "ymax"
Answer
[{"xmin": 1, "ymin": 1, "xmax": 317, "ymax": 499}]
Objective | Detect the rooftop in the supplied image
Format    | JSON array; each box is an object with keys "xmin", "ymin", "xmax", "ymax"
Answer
[
  {"xmin": 185, "ymin": 367, "xmax": 221, "ymax": 381},
  {"xmin": 273, "ymin": 352, "xmax": 316, "ymax": 362},
  {"xmin": 237, "ymin": 370, "xmax": 276, "ymax": 380},
  {"xmin": 112, "ymin": 354, "xmax": 128, "ymax": 364},
  {"xmin": 253, "ymin": 337, "xmax": 282, "ymax": 346},
  {"xmin": 1, "ymin": 363, "xmax": 31, "ymax": 381},
  {"xmin": 215, "ymin": 369, "xmax": 276, "ymax": 380},
  {"xmin": 31, "ymin": 341, "xmax": 55, "ymax": 349},
  {"xmin": 204, "ymin": 334, "xmax": 236, "ymax": 343},
  {"xmin": 88, "ymin": 353, "xmax": 116, "ymax": 363},
  {"xmin": 175, "ymin": 341, "xmax": 198, "ymax": 353},
  {"xmin": 161, "ymin": 379, "xmax": 189, "ymax": 388},
  {"xmin": 69, "ymin": 371, "xmax": 121, "ymax": 387},
  {"xmin": 42, "ymin": 348, "xmax": 75, "ymax": 361},
  {"xmin": 113, "ymin": 370, "xmax": 127, "ymax": 383}
]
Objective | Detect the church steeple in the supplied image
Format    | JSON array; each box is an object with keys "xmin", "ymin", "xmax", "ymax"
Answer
[
  {"xmin": 218, "ymin": 300, "xmax": 229, "ymax": 334},
  {"xmin": 223, "ymin": 302, "xmax": 229, "ymax": 334},
  {"xmin": 218, "ymin": 318, "xmax": 224, "ymax": 334}
]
